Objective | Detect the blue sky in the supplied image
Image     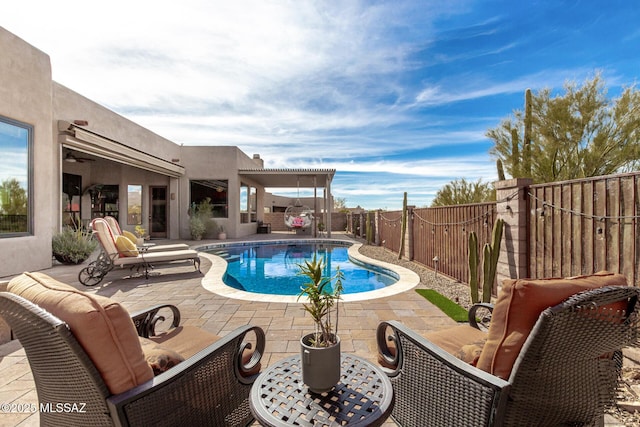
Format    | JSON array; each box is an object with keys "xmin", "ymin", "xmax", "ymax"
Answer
[{"xmin": 4, "ymin": 1, "xmax": 639, "ymax": 210}]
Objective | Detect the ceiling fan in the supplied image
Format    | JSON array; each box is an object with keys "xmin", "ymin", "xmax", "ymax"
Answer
[{"xmin": 64, "ymin": 152, "xmax": 96, "ymax": 163}]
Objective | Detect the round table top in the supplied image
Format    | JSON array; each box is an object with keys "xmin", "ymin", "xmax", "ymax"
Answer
[{"xmin": 250, "ymin": 353, "xmax": 394, "ymax": 427}]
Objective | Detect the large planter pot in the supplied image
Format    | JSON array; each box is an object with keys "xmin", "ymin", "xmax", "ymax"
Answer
[
  {"xmin": 53, "ymin": 253, "xmax": 86, "ymax": 265},
  {"xmin": 300, "ymin": 333, "xmax": 341, "ymax": 393}
]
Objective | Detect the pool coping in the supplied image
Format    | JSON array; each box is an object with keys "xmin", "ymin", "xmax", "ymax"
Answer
[{"xmin": 198, "ymin": 239, "xmax": 420, "ymax": 303}]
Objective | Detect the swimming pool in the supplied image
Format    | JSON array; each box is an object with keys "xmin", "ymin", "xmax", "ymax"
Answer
[
  {"xmin": 198, "ymin": 239, "xmax": 420, "ymax": 303},
  {"xmin": 209, "ymin": 241, "xmax": 397, "ymax": 295}
]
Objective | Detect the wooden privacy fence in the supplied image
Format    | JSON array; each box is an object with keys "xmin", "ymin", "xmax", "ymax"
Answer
[
  {"xmin": 528, "ymin": 172, "xmax": 640, "ymax": 286},
  {"xmin": 363, "ymin": 170, "xmax": 640, "ymax": 289},
  {"xmin": 411, "ymin": 203, "xmax": 497, "ymax": 284}
]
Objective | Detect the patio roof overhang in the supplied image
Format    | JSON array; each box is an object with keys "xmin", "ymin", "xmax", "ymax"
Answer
[
  {"xmin": 239, "ymin": 168, "xmax": 336, "ymax": 235},
  {"xmin": 57, "ymin": 120, "xmax": 185, "ymax": 178},
  {"xmin": 237, "ymin": 168, "xmax": 335, "ymax": 188}
]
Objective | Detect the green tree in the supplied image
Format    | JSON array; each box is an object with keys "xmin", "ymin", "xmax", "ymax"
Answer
[
  {"xmin": 333, "ymin": 197, "xmax": 347, "ymax": 211},
  {"xmin": 487, "ymin": 74, "xmax": 640, "ymax": 183},
  {"xmin": 430, "ymin": 178, "xmax": 495, "ymax": 207},
  {"xmin": 0, "ymin": 178, "xmax": 27, "ymax": 215}
]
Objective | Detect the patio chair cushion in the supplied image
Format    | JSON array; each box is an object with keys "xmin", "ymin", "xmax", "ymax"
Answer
[
  {"xmin": 115, "ymin": 235, "xmax": 139, "ymax": 257},
  {"xmin": 139, "ymin": 337, "xmax": 185, "ymax": 375},
  {"xmin": 147, "ymin": 325, "xmax": 221, "ymax": 359},
  {"xmin": 424, "ymin": 325, "xmax": 487, "ymax": 365},
  {"xmin": 147, "ymin": 325, "xmax": 262, "ymax": 376},
  {"xmin": 476, "ymin": 271, "xmax": 627, "ymax": 380},
  {"xmin": 7, "ymin": 272, "xmax": 154, "ymax": 394},
  {"xmin": 378, "ymin": 324, "xmax": 486, "ymax": 368}
]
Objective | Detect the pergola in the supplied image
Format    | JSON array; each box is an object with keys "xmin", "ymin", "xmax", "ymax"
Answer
[{"xmin": 238, "ymin": 168, "xmax": 336, "ymax": 237}]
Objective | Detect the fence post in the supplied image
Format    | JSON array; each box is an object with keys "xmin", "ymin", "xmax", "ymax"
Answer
[
  {"xmin": 375, "ymin": 210, "xmax": 381, "ymax": 245},
  {"xmin": 495, "ymin": 178, "xmax": 532, "ymax": 288}
]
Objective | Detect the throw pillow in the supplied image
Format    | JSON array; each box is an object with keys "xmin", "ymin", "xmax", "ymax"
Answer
[{"xmin": 115, "ymin": 235, "xmax": 139, "ymax": 257}]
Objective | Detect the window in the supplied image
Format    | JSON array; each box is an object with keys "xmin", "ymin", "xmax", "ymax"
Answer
[
  {"xmin": 88, "ymin": 184, "xmax": 119, "ymax": 220},
  {"xmin": 0, "ymin": 116, "xmax": 32, "ymax": 236},
  {"xmin": 127, "ymin": 185, "xmax": 142, "ymax": 225},
  {"xmin": 190, "ymin": 180, "xmax": 228, "ymax": 218},
  {"xmin": 240, "ymin": 183, "xmax": 257, "ymax": 223},
  {"xmin": 62, "ymin": 173, "xmax": 82, "ymax": 228}
]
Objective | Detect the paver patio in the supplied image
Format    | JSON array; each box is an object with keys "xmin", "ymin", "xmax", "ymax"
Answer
[{"xmin": 0, "ymin": 232, "xmax": 629, "ymax": 426}]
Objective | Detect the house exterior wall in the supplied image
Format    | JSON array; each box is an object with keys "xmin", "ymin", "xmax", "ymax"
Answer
[
  {"xmin": 0, "ymin": 27, "xmax": 271, "ymax": 278},
  {"xmin": 53, "ymin": 83, "xmax": 183, "ymax": 238},
  {"xmin": 0, "ymin": 28, "xmax": 55, "ymax": 277},
  {"xmin": 179, "ymin": 146, "xmax": 264, "ymax": 238}
]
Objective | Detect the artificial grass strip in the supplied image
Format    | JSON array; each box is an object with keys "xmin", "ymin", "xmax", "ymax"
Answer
[{"xmin": 415, "ymin": 289, "xmax": 468, "ymax": 322}]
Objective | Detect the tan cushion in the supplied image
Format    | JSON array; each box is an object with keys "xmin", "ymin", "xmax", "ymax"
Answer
[
  {"xmin": 424, "ymin": 325, "xmax": 487, "ymax": 365},
  {"xmin": 378, "ymin": 324, "xmax": 487, "ymax": 368},
  {"xmin": 148, "ymin": 326, "xmax": 261, "ymax": 376},
  {"xmin": 115, "ymin": 235, "xmax": 139, "ymax": 257},
  {"xmin": 139, "ymin": 337, "xmax": 185, "ymax": 375},
  {"xmin": 476, "ymin": 271, "xmax": 627, "ymax": 380},
  {"xmin": 122, "ymin": 230, "xmax": 138, "ymax": 243},
  {"xmin": 148, "ymin": 325, "xmax": 220, "ymax": 359},
  {"xmin": 7, "ymin": 272, "xmax": 153, "ymax": 394}
]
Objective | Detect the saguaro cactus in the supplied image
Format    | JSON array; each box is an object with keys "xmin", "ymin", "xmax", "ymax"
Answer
[
  {"xmin": 496, "ymin": 159, "xmax": 506, "ymax": 181},
  {"xmin": 523, "ymin": 88, "xmax": 532, "ymax": 177},
  {"xmin": 468, "ymin": 231, "xmax": 480, "ymax": 303},
  {"xmin": 481, "ymin": 218, "xmax": 504, "ymax": 302},
  {"xmin": 468, "ymin": 218, "xmax": 504, "ymax": 303},
  {"xmin": 365, "ymin": 211, "xmax": 373, "ymax": 245},
  {"xmin": 398, "ymin": 192, "xmax": 407, "ymax": 260}
]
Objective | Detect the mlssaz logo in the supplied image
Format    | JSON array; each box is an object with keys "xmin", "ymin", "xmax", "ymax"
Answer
[{"xmin": 40, "ymin": 402, "xmax": 87, "ymax": 413}]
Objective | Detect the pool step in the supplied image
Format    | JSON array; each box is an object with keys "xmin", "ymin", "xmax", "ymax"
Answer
[{"xmin": 210, "ymin": 250, "xmax": 241, "ymax": 262}]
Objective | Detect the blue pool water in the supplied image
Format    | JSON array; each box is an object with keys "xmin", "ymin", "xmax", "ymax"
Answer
[{"xmin": 208, "ymin": 242, "xmax": 397, "ymax": 295}]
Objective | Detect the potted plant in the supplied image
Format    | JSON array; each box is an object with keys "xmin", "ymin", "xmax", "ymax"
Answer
[
  {"xmin": 189, "ymin": 215, "xmax": 206, "ymax": 240},
  {"xmin": 218, "ymin": 225, "xmax": 226, "ymax": 240},
  {"xmin": 134, "ymin": 225, "xmax": 147, "ymax": 246},
  {"xmin": 297, "ymin": 254, "xmax": 344, "ymax": 393},
  {"xmin": 52, "ymin": 227, "xmax": 98, "ymax": 265}
]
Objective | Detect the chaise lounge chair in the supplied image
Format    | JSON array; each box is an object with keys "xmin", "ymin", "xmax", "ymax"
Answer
[
  {"xmin": 103, "ymin": 216, "xmax": 190, "ymax": 252},
  {"xmin": 377, "ymin": 272, "xmax": 640, "ymax": 426},
  {"xmin": 0, "ymin": 272, "xmax": 265, "ymax": 426},
  {"xmin": 78, "ymin": 218, "xmax": 200, "ymax": 286}
]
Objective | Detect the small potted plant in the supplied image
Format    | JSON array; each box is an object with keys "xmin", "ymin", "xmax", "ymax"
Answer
[
  {"xmin": 134, "ymin": 225, "xmax": 147, "ymax": 246},
  {"xmin": 218, "ymin": 225, "xmax": 226, "ymax": 240},
  {"xmin": 297, "ymin": 254, "xmax": 344, "ymax": 393}
]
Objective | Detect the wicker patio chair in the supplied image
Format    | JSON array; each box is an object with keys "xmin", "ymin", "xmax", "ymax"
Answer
[
  {"xmin": 0, "ymin": 274, "xmax": 265, "ymax": 427},
  {"xmin": 377, "ymin": 285, "xmax": 640, "ymax": 426}
]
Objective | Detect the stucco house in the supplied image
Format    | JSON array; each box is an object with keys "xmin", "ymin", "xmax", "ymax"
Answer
[{"xmin": 0, "ymin": 27, "xmax": 334, "ymax": 278}]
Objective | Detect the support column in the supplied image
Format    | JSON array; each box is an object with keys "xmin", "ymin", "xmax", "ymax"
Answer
[
  {"xmin": 326, "ymin": 177, "xmax": 332, "ymax": 238},
  {"xmin": 495, "ymin": 178, "xmax": 532, "ymax": 287}
]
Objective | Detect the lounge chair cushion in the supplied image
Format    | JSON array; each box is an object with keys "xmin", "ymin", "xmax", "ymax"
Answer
[
  {"xmin": 7, "ymin": 272, "xmax": 154, "ymax": 394},
  {"xmin": 476, "ymin": 271, "xmax": 627, "ymax": 380},
  {"xmin": 115, "ymin": 235, "xmax": 139, "ymax": 257},
  {"xmin": 139, "ymin": 337, "xmax": 185, "ymax": 375}
]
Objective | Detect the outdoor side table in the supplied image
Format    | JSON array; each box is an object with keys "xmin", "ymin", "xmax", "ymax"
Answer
[{"xmin": 250, "ymin": 354, "xmax": 394, "ymax": 427}]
